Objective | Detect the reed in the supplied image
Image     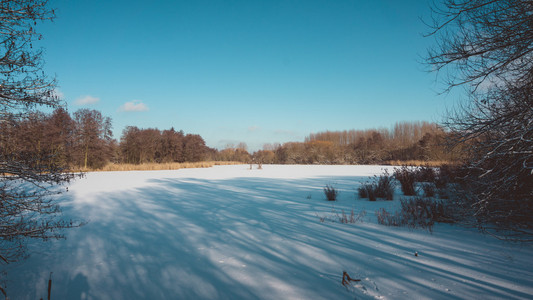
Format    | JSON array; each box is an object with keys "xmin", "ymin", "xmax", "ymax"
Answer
[
  {"xmin": 81, "ymin": 161, "xmax": 242, "ymax": 172},
  {"xmin": 385, "ymin": 160, "xmax": 454, "ymax": 167}
]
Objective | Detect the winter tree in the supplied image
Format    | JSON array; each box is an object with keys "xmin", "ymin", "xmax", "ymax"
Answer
[
  {"xmin": 0, "ymin": 0, "xmax": 81, "ymax": 266},
  {"xmin": 73, "ymin": 109, "xmax": 113, "ymax": 169},
  {"xmin": 427, "ymin": 0, "xmax": 533, "ymax": 239}
]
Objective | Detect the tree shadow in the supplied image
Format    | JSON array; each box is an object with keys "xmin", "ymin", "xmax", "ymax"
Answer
[
  {"xmin": 66, "ymin": 273, "xmax": 90, "ymax": 300},
  {"xmin": 4, "ymin": 167, "xmax": 533, "ymax": 299}
]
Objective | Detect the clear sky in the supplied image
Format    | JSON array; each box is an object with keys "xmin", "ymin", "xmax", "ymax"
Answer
[{"xmin": 37, "ymin": 0, "xmax": 460, "ymax": 151}]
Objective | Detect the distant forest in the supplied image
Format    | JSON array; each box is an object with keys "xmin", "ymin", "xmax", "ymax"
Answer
[{"xmin": 0, "ymin": 108, "xmax": 461, "ymax": 170}]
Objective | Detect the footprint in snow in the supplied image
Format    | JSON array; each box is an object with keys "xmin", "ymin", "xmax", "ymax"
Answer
[{"xmin": 345, "ymin": 277, "xmax": 383, "ymax": 299}]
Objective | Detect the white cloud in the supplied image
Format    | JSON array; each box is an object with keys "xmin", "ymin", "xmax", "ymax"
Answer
[
  {"xmin": 119, "ymin": 100, "xmax": 149, "ymax": 112},
  {"xmin": 53, "ymin": 88, "xmax": 64, "ymax": 99},
  {"xmin": 75, "ymin": 95, "xmax": 100, "ymax": 105}
]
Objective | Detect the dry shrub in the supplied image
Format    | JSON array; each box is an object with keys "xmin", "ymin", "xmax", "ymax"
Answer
[
  {"xmin": 318, "ymin": 208, "xmax": 366, "ymax": 224},
  {"xmin": 422, "ymin": 183, "xmax": 436, "ymax": 197},
  {"xmin": 415, "ymin": 165, "xmax": 436, "ymax": 182},
  {"xmin": 400, "ymin": 197, "xmax": 447, "ymax": 232},
  {"xmin": 324, "ymin": 184, "xmax": 338, "ymax": 201},
  {"xmin": 338, "ymin": 209, "xmax": 366, "ymax": 224},
  {"xmin": 377, "ymin": 197, "xmax": 455, "ymax": 232},
  {"xmin": 358, "ymin": 171, "xmax": 395, "ymax": 201},
  {"xmin": 434, "ymin": 164, "xmax": 466, "ymax": 189},
  {"xmin": 437, "ymin": 187, "xmax": 450, "ymax": 199},
  {"xmin": 358, "ymin": 184, "xmax": 369, "ymax": 198},
  {"xmin": 375, "ymin": 171, "xmax": 395, "ymax": 200},
  {"xmin": 376, "ymin": 208, "xmax": 403, "ymax": 227},
  {"xmin": 393, "ymin": 166, "xmax": 417, "ymax": 196},
  {"xmin": 358, "ymin": 183, "xmax": 376, "ymax": 201}
]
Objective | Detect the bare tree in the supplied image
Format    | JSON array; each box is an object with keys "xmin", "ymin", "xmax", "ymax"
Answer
[
  {"xmin": 73, "ymin": 109, "xmax": 113, "ymax": 169},
  {"xmin": 426, "ymin": 0, "xmax": 533, "ymax": 239},
  {"xmin": 0, "ymin": 0, "xmax": 81, "ymax": 266}
]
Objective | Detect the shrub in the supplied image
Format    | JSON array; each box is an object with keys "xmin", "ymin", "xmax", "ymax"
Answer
[
  {"xmin": 422, "ymin": 183, "xmax": 436, "ymax": 197},
  {"xmin": 317, "ymin": 208, "xmax": 366, "ymax": 224},
  {"xmin": 358, "ymin": 183, "xmax": 376, "ymax": 201},
  {"xmin": 377, "ymin": 197, "xmax": 455, "ymax": 232},
  {"xmin": 393, "ymin": 166, "xmax": 417, "ymax": 196},
  {"xmin": 338, "ymin": 209, "xmax": 366, "ymax": 224},
  {"xmin": 376, "ymin": 208, "xmax": 403, "ymax": 226},
  {"xmin": 437, "ymin": 187, "xmax": 449, "ymax": 199},
  {"xmin": 415, "ymin": 165, "xmax": 436, "ymax": 182},
  {"xmin": 435, "ymin": 164, "xmax": 466, "ymax": 188},
  {"xmin": 400, "ymin": 196, "xmax": 455, "ymax": 232},
  {"xmin": 358, "ymin": 170, "xmax": 395, "ymax": 201},
  {"xmin": 366, "ymin": 185, "xmax": 377, "ymax": 201},
  {"xmin": 375, "ymin": 170, "xmax": 395, "ymax": 200},
  {"xmin": 358, "ymin": 184, "xmax": 368, "ymax": 198},
  {"xmin": 324, "ymin": 184, "xmax": 338, "ymax": 201},
  {"xmin": 434, "ymin": 176, "xmax": 448, "ymax": 189}
]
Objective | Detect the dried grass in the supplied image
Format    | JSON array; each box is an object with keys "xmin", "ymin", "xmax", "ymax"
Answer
[
  {"xmin": 376, "ymin": 196, "xmax": 455, "ymax": 232},
  {"xmin": 385, "ymin": 160, "xmax": 454, "ymax": 167},
  {"xmin": 317, "ymin": 208, "xmax": 366, "ymax": 224},
  {"xmin": 84, "ymin": 161, "xmax": 242, "ymax": 172}
]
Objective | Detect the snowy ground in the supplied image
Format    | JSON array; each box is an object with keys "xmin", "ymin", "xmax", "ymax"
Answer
[{"xmin": 5, "ymin": 165, "xmax": 533, "ymax": 299}]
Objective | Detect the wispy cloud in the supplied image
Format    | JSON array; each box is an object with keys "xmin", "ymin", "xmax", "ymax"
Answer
[
  {"xmin": 248, "ymin": 126, "xmax": 261, "ymax": 132},
  {"xmin": 75, "ymin": 95, "xmax": 100, "ymax": 105},
  {"xmin": 119, "ymin": 100, "xmax": 149, "ymax": 112}
]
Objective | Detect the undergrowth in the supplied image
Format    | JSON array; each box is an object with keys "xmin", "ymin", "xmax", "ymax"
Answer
[
  {"xmin": 317, "ymin": 208, "xmax": 366, "ymax": 224},
  {"xmin": 393, "ymin": 166, "xmax": 417, "ymax": 196},
  {"xmin": 358, "ymin": 170, "xmax": 395, "ymax": 201},
  {"xmin": 376, "ymin": 196, "xmax": 455, "ymax": 232}
]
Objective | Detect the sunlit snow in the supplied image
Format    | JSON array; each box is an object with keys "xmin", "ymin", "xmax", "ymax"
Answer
[{"xmin": 5, "ymin": 165, "xmax": 533, "ymax": 299}]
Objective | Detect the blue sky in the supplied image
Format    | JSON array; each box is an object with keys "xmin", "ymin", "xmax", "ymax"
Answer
[{"xmin": 38, "ymin": 0, "xmax": 460, "ymax": 151}]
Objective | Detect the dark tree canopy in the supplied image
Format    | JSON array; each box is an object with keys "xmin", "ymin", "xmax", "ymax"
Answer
[{"xmin": 426, "ymin": 0, "xmax": 533, "ymax": 239}]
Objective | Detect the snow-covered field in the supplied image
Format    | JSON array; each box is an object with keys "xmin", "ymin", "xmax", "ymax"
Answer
[{"xmin": 5, "ymin": 165, "xmax": 533, "ymax": 299}]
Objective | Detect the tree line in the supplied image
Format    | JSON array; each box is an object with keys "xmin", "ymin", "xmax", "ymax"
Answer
[
  {"xmin": 1, "ymin": 108, "xmax": 459, "ymax": 170},
  {"xmin": 0, "ymin": 108, "xmax": 215, "ymax": 170},
  {"xmin": 1, "ymin": 108, "xmax": 114, "ymax": 170},
  {"xmin": 120, "ymin": 126, "xmax": 215, "ymax": 164},
  {"xmin": 251, "ymin": 121, "xmax": 462, "ymax": 165}
]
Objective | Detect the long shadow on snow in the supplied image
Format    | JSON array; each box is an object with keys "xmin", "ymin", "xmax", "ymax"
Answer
[{"xmin": 6, "ymin": 174, "xmax": 533, "ymax": 300}]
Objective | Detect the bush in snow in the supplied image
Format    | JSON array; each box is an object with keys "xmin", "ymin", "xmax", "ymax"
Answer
[
  {"xmin": 377, "ymin": 196, "xmax": 455, "ymax": 232},
  {"xmin": 358, "ymin": 183, "xmax": 376, "ymax": 201},
  {"xmin": 393, "ymin": 166, "xmax": 417, "ymax": 196},
  {"xmin": 375, "ymin": 208, "xmax": 403, "ymax": 227},
  {"xmin": 400, "ymin": 197, "xmax": 453, "ymax": 232},
  {"xmin": 358, "ymin": 171, "xmax": 395, "ymax": 201},
  {"xmin": 422, "ymin": 183, "xmax": 436, "ymax": 198},
  {"xmin": 317, "ymin": 208, "xmax": 366, "ymax": 224},
  {"xmin": 415, "ymin": 165, "xmax": 437, "ymax": 182},
  {"xmin": 324, "ymin": 184, "xmax": 338, "ymax": 201},
  {"xmin": 375, "ymin": 170, "xmax": 395, "ymax": 200}
]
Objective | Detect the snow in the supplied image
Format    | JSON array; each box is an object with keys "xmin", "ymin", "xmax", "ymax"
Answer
[{"xmin": 4, "ymin": 165, "xmax": 533, "ymax": 299}]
